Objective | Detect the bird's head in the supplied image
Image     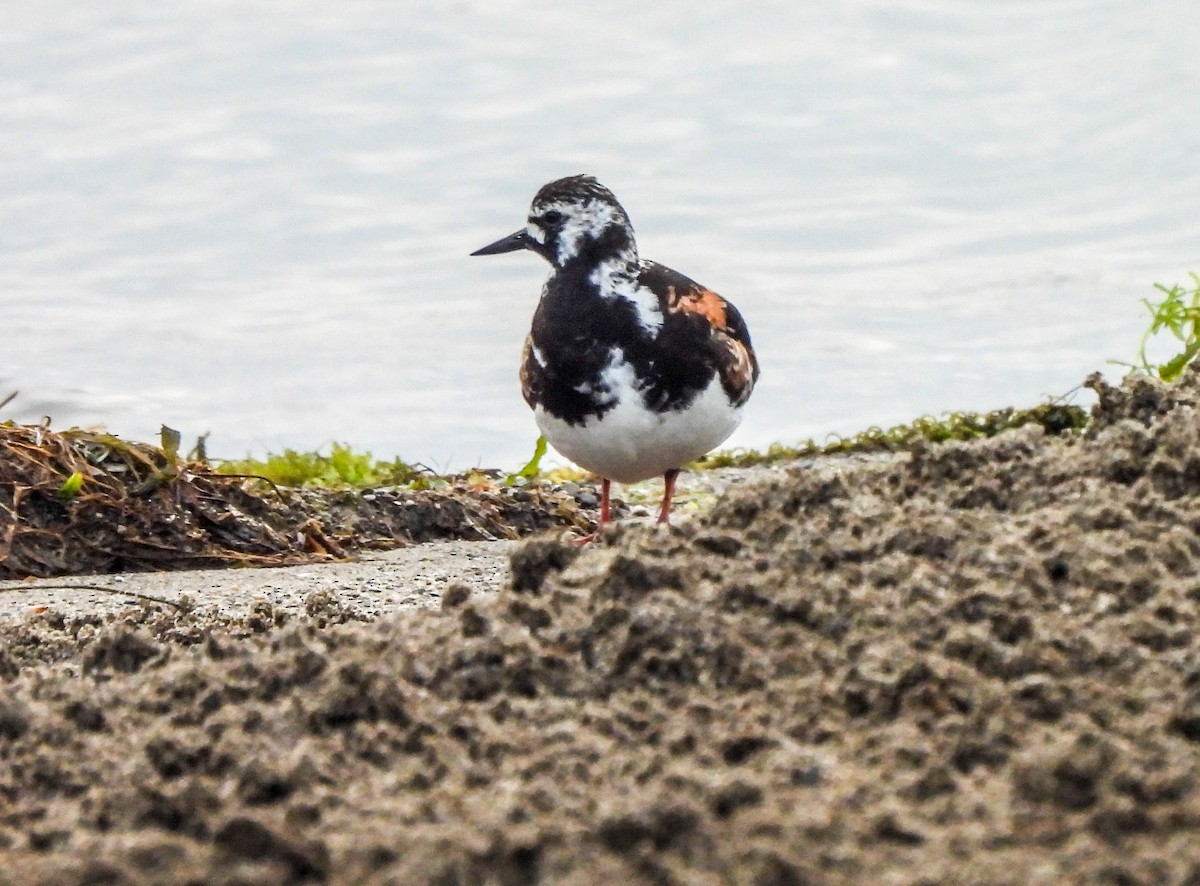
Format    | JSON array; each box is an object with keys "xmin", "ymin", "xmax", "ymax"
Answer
[{"xmin": 472, "ymin": 175, "xmax": 637, "ymax": 270}]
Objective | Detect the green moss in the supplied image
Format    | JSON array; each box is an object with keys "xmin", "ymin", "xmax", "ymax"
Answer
[
  {"xmin": 217, "ymin": 443, "xmax": 428, "ymax": 489},
  {"xmin": 211, "ymin": 402, "xmax": 1089, "ymax": 489},
  {"xmin": 697, "ymin": 401, "xmax": 1088, "ymax": 469},
  {"xmin": 212, "ymin": 398, "xmax": 1089, "ymax": 488}
]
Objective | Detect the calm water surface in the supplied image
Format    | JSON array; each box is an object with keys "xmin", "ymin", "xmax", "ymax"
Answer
[{"xmin": 3, "ymin": 1, "xmax": 1199, "ymax": 469}]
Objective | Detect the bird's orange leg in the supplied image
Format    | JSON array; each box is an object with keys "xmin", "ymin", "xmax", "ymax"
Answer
[
  {"xmin": 599, "ymin": 477, "xmax": 612, "ymax": 527},
  {"xmin": 575, "ymin": 478, "xmax": 612, "ymax": 545},
  {"xmin": 657, "ymin": 469, "xmax": 680, "ymax": 524}
]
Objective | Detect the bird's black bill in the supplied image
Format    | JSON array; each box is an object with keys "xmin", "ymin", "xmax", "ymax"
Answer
[{"xmin": 471, "ymin": 229, "xmax": 532, "ymax": 256}]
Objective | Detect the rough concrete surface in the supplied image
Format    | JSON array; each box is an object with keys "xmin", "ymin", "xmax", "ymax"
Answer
[{"xmin": 4, "ymin": 369, "xmax": 1200, "ymax": 885}]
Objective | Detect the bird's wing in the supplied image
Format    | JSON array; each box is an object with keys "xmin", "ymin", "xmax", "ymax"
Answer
[{"xmin": 639, "ymin": 261, "xmax": 759, "ymax": 406}]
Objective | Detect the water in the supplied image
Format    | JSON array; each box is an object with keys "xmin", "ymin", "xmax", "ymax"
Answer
[{"xmin": 3, "ymin": 1, "xmax": 1199, "ymax": 470}]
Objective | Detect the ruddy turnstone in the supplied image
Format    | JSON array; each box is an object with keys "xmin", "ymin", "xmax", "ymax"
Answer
[{"xmin": 472, "ymin": 175, "xmax": 758, "ymax": 539}]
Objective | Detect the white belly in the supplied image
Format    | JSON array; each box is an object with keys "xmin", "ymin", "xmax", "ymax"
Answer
[{"xmin": 534, "ymin": 363, "xmax": 743, "ymax": 484}]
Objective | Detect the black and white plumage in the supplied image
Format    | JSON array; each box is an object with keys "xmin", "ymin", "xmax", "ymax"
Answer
[{"xmin": 472, "ymin": 175, "xmax": 758, "ymax": 538}]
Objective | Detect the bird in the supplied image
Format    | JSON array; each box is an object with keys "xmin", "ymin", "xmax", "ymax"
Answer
[{"xmin": 472, "ymin": 175, "xmax": 758, "ymax": 541}]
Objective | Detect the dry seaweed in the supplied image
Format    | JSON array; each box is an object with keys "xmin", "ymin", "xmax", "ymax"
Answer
[{"xmin": 0, "ymin": 424, "xmax": 595, "ymax": 579}]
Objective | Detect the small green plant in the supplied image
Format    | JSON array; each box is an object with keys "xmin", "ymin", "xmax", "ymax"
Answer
[
  {"xmin": 160, "ymin": 425, "xmax": 182, "ymax": 462},
  {"xmin": 328, "ymin": 443, "xmax": 375, "ymax": 486},
  {"xmin": 57, "ymin": 470, "xmax": 84, "ymax": 499},
  {"xmin": 506, "ymin": 435, "xmax": 548, "ymax": 485},
  {"xmin": 1135, "ymin": 273, "xmax": 1200, "ymax": 381}
]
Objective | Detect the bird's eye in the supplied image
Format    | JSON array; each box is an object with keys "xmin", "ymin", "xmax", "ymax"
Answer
[{"xmin": 541, "ymin": 210, "xmax": 565, "ymax": 225}]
